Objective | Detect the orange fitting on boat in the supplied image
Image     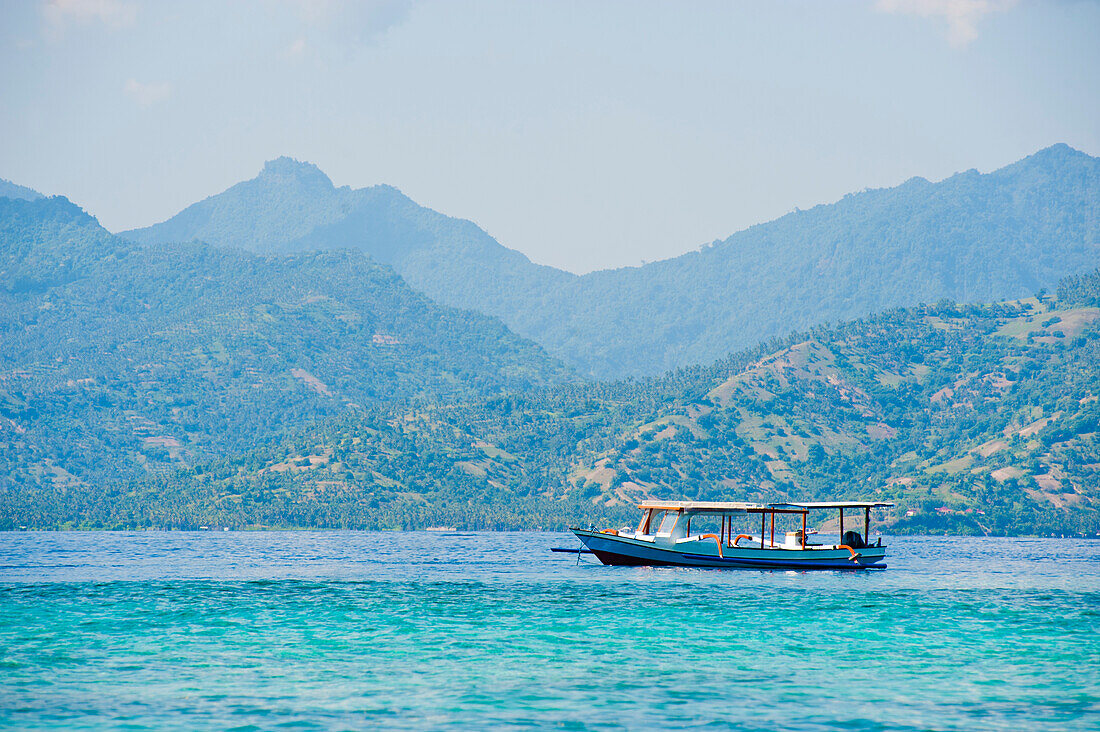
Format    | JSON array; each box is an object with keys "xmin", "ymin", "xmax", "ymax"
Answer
[
  {"xmin": 601, "ymin": 529, "xmax": 619, "ymax": 536},
  {"xmin": 698, "ymin": 533, "xmax": 724, "ymax": 559},
  {"xmin": 838, "ymin": 544, "xmax": 860, "ymax": 561},
  {"xmin": 733, "ymin": 534, "xmax": 753, "ymax": 546}
]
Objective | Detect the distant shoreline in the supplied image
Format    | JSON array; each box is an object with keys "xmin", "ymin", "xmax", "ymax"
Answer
[{"xmin": 2, "ymin": 527, "xmax": 1097, "ymax": 539}]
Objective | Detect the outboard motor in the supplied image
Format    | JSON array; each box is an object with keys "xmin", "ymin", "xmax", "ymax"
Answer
[{"xmin": 842, "ymin": 530, "xmax": 866, "ymax": 549}]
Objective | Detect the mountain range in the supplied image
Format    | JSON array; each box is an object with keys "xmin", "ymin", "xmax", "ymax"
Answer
[
  {"xmin": 125, "ymin": 144, "xmax": 1100, "ymax": 377},
  {"xmin": 0, "ymin": 195, "xmax": 570, "ymax": 495},
  {"xmin": 2, "ymin": 145, "xmax": 1099, "ymax": 533}
]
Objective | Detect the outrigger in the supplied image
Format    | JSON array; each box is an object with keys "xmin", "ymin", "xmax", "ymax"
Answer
[{"xmin": 572, "ymin": 500, "xmax": 894, "ymax": 569}]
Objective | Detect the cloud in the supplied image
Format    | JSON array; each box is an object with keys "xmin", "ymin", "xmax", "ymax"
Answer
[
  {"xmin": 124, "ymin": 78, "xmax": 171, "ymax": 106},
  {"xmin": 284, "ymin": 0, "xmax": 413, "ymax": 46},
  {"xmin": 287, "ymin": 38, "xmax": 307, "ymax": 57},
  {"xmin": 875, "ymin": 0, "xmax": 1019, "ymax": 46},
  {"xmin": 43, "ymin": 0, "xmax": 138, "ymax": 30}
]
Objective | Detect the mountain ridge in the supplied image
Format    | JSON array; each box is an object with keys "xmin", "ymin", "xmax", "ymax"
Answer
[
  {"xmin": 122, "ymin": 144, "xmax": 1100, "ymax": 376},
  {"xmin": 0, "ymin": 195, "xmax": 573, "ymax": 490},
  {"xmin": 0, "ymin": 177, "xmax": 44, "ymax": 202}
]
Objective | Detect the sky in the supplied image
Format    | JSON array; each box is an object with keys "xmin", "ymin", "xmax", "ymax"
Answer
[{"xmin": 1, "ymin": 0, "xmax": 1098, "ymax": 273}]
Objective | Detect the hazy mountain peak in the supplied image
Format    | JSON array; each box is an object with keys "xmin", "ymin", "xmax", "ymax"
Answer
[
  {"xmin": 996, "ymin": 143, "xmax": 1096, "ymax": 178},
  {"xmin": 1032, "ymin": 142, "xmax": 1082, "ymax": 160},
  {"xmin": 0, "ymin": 177, "xmax": 45, "ymax": 201},
  {"xmin": 258, "ymin": 156, "xmax": 334, "ymax": 190},
  {"xmin": 0, "ymin": 194, "xmax": 97, "ymax": 226},
  {"xmin": 120, "ymin": 144, "xmax": 1098, "ymax": 377},
  {"xmin": 124, "ymin": 159, "xmax": 556, "ymax": 292},
  {"xmin": 122, "ymin": 157, "xmax": 348, "ymax": 250}
]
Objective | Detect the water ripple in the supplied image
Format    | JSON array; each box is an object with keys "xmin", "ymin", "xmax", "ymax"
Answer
[{"xmin": 0, "ymin": 532, "xmax": 1097, "ymax": 730}]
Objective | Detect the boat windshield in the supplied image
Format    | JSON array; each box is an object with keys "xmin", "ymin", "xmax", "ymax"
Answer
[{"xmin": 655, "ymin": 511, "xmax": 679, "ymax": 536}]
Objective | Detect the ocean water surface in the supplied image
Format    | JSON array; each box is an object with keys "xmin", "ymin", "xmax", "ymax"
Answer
[{"xmin": 0, "ymin": 531, "xmax": 1097, "ymax": 730}]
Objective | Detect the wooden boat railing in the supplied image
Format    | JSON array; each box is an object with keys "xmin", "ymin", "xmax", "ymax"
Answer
[
  {"xmin": 704, "ymin": 537, "xmax": 860, "ymax": 562},
  {"xmin": 838, "ymin": 544, "xmax": 860, "ymax": 561},
  {"xmin": 697, "ymin": 534, "xmax": 723, "ymax": 558}
]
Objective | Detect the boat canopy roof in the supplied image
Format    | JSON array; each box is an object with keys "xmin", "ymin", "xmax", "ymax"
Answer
[
  {"xmin": 637, "ymin": 500, "xmax": 765, "ymax": 513},
  {"xmin": 636, "ymin": 500, "xmax": 894, "ymax": 514},
  {"xmin": 768, "ymin": 501, "xmax": 895, "ymax": 509}
]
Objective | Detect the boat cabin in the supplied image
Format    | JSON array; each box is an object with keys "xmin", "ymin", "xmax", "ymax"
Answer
[
  {"xmin": 574, "ymin": 498, "xmax": 894, "ymax": 568},
  {"xmin": 627, "ymin": 500, "xmax": 894, "ymax": 551}
]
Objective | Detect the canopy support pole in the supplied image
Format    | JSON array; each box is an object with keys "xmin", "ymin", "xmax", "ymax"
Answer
[
  {"xmin": 770, "ymin": 511, "xmax": 775, "ymax": 548},
  {"xmin": 801, "ymin": 512, "xmax": 807, "ymax": 549},
  {"xmin": 864, "ymin": 507, "xmax": 870, "ymax": 544},
  {"xmin": 839, "ymin": 508, "xmax": 844, "ymax": 543},
  {"xmin": 760, "ymin": 513, "xmax": 765, "ymax": 549}
]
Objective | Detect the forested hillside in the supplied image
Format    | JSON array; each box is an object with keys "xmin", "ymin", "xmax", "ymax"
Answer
[
  {"xmin": 11, "ymin": 271, "xmax": 1099, "ymax": 536},
  {"xmin": 125, "ymin": 145, "xmax": 1099, "ymax": 377},
  {"xmin": 0, "ymin": 196, "xmax": 571, "ymax": 493}
]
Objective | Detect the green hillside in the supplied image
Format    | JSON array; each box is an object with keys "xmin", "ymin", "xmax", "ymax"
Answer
[
  {"xmin": 125, "ymin": 145, "xmax": 1099, "ymax": 377},
  {"xmin": 0, "ymin": 196, "xmax": 572, "ymax": 495},
  {"xmin": 13, "ymin": 270, "xmax": 1099, "ymax": 535}
]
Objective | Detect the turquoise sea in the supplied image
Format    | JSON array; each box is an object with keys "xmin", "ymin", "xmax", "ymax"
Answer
[{"xmin": 1, "ymin": 532, "xmax": 1097, "ymax": 731}]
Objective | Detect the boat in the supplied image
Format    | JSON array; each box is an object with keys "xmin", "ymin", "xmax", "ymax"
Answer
[{"xmin": 571, "ymin": 500, "xmax": 894, "ymax": 569}]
